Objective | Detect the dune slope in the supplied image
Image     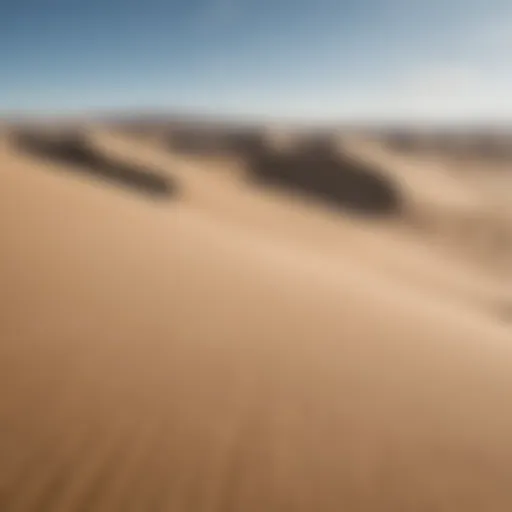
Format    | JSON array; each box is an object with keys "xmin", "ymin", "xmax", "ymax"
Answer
[{"xmin": 1, "ymin": 130, "xmax": 512, "ymax": 511}]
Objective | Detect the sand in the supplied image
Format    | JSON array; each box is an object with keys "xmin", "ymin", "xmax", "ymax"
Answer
[{"xmin": 0, "ymin": 126, "xmax": 511, "ymax": 511}]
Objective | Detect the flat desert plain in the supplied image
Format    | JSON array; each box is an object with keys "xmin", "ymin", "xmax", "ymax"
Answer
[{"xmin": 0, "ymin": 125, "xmax": 511, "ymax": 511}]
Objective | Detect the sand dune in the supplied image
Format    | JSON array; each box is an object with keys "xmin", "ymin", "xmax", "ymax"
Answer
[
  {"xmin": 0, "ymin": 125, "xmax": 511, "ymax": 511},
  {"xmin": 94, "ymin": 130, "xmax": 510, "ymax": 313},
  {"xmin": 11, "ymin": 128, "xmax": 174, "ymax": 199}
]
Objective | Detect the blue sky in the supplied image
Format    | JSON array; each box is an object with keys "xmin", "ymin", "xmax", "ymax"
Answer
[{"xmin": 2, "ymin": 0, "xmax": 512, "ymax": 122}]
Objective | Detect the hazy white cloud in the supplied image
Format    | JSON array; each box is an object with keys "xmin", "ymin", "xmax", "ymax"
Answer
[
  {"xmin": 395, "ymin": 68, "xmax": 504, "ymax": 119},
  {"xmin": 386, "ymin": 7, "xmax": 512, "ymax": 120},
  {"xmin": 337, "ymin": 4, "xmax": 512, "ymax": 123},
  {"xmin": 397, "ymin": 65, "xmax": 482, "ymax": 96},
  {"xmin": 292, "ymin": 61, "xmax": 512, "ymax": 124},
  {"xmin": 364, "ymin": 62, "xmax": 512, "ymax": 122}
]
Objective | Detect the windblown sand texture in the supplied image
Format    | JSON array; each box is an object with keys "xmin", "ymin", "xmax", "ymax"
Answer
[{"xmin": 1, "ymin": 123, "xmax": 511, "ymax": 511}]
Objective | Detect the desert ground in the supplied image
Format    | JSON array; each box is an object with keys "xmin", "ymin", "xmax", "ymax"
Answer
[{"xmin": 0, "ymin": 121, "xmax": 511, "ymax": 511}]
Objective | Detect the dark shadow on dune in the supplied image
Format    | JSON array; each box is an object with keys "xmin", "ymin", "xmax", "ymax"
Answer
[
  {"xmin": 164, "ymin": 123, "xmax": 401, "ymax": 216},
  {"xmin": 382, "ymin": 131, "xmax": 422, "ymax": 153},
  {"xmin": 166, "ymin": 127, "xmax": 268, "ymax": 158},
  {"xmin": 167, "ymin": 129, "xmax": 225, "ymax": 155},
  {"xmin": 244, "ymin": 146, "xmax": 402, "ymax": 217},
  {"xmin": 13, "ymin": 130, "xmax": 174, "ymax": 199},
  {"xmin": 166, "ymin": 125, "xmax": 401, "ymax": 216},
  {"xmin": 469, "ymin": 134, "xmax": 512, "ymax": 160},
  {"xmin": 381, "ymin": 130, "xmax": 512, "ymax": 160}
]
